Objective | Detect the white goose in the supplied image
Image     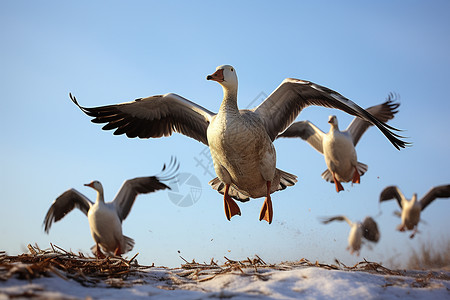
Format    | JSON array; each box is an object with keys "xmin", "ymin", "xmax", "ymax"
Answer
[
  {"xmin": 320, "ymin": 215, "xmax": 380, "ymax": 255},
  {"xmin": 278, "ymin": 95, "xmax": 400, "ymax": 192},
  {"xmin": 43, "ymin": 158, "xmax": 178, "ymax": 257},
  {"xmin": 379, "ymin": 184, "xmax": 450, "ymax": 238},
  {"xmin": 70, "ymin": 65, "xmax": 407, "ymax": 224}
]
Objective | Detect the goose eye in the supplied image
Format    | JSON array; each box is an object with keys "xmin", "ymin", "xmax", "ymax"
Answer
[{"xmin": 231, "ymin": 68, "xmax": 234, "ymax": 72}]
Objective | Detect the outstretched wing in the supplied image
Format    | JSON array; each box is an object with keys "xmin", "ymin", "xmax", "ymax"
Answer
[
  {"xmin": 70, "ymin": 93, "xmax": 215, "ymax": 146},
  {"xmin": 113, "ymin": 157, "xmax": 178, "ymax": 221},
  {"xmin": 420, "ymin": 184, "xmax": 450, "ymax": 211},
  {"xmin": 379, "ymin": 185, "xmax": 405, "ymax": 208},
  {"xmin": 277, "ymin": 120, "xmax": 326, "ymax": 154},
  {"xmin": 253, "ymin": 78, "xmax": 408, "ymax": 149},
  {"xmin": 319, "ymin": 215, "xmax": 352, "ymax": 226},
  {"xmin": 346, "ymin": 93, "xmax": 400, "ymax": 146},
  {"xmin": 43, "ymin": 189, "xmax": 93, "ymax": 233}
]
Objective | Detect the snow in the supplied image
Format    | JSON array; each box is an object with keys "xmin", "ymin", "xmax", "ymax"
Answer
[{"xmin": 1, "ymin": 265, "xmax": 449, "ymax": 299}]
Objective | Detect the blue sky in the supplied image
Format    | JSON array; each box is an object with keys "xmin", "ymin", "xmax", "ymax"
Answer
[{"xmin": 1, "ymin": 1, "xmax": 449, "ymax": 267}]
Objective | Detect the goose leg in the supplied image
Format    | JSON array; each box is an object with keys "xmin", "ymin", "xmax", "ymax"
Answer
[
  {"xmin": 223, "ymin": 184, "xmax": 241, "ymax": 221},
  {"xmin": 332, "ymin": 173, "xmax": 344, "ymax": 192},
  {"xmin": 95, "ymin": 243, "xmax": 106, "ymax": 259},
  {"xmin": 114, "ymin": 243, "xmax": 122, "ymax": 256},
  {"xmin": 409, "ymin": 227, "xmax": 419, "ymax": 239},
  {"xmin": 259, "ymin": 181, "xmax": 273, "ymax": 224},
  {"xmin": 352, "ymin": 166, "xmax": 361, "ymax": 184},
  {"xmin": 396, "ymin": 224, "xmax": 406, "ymax": 232}
]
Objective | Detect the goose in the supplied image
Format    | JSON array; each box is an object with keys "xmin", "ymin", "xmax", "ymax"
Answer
[
  {"xmin": 277, "ymin": 94, "xmax": 400, "ymax": 192},
  {"xmin": 69, "ymin": 65, "xmax": 408, "ymax": 224},
  {"xmin": 320, "ymin": 215, "xmax": 380, "ymax": 255},
  {"xmin": 379, "ymin": 184, "xmax": 450, "ymax": 238},
  {"xmin": 43, "ymin": 158, "xmax": 178, "ymax": 257}
]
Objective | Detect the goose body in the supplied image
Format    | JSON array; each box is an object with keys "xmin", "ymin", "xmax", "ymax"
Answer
[
  {"xmin": 70, "ymin": 65, "xmax": 408, "ymax": 223},
  {"xmin": 379, "ymin": 184, "xmax": 450, "ymax": 238},
  {"xmin": 278, "ymin": 96, "xmax": 399, "ymax": 192},
  {"xmin": 86, "ymin": 192, "xmax": 131, "ymax": 256},
  {"xmin": 43, "ymin": 159, "xmax": 177, "ymax": 256},
  {"xmin": 322, "ymin": 116, "xmax": 360, "ymax": 186}
]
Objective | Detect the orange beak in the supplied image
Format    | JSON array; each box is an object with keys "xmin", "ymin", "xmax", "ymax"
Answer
[
  {"xmin": 84, "ymin": 182, "xmax": 94, "ymax": 188},
  {"xmin": 206, "ymin": 69, "xmax": 224, "ymax": 82}
]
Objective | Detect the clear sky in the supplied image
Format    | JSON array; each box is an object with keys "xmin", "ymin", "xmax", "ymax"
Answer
[{"xmin": 1, "ymin": 1, "xmax": 449, "ymax": 268}]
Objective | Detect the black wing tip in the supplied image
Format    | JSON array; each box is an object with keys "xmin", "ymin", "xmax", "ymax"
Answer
[
  {"xmin": 68, "ymin": 92, "xmax": 96, "ymax": 117},
  {"xmin": 157, "ymin": 156, "xmax": 180, "ymax": 183}
]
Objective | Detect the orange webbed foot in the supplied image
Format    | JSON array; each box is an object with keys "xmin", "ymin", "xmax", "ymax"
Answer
[
  {"xmin": 332, "ymin": 173, "xmax": 344, "ymax": 192},
  {"xmin": 223, "ymin": 184, "xmax": 241, "ymax": 221},
  {"xmin": 259, "ymin": 181, "xmax": 273, "ymax": 224},
  {"xmin": 352, "ymin": 167, "xmax": 361, "ymax": 184}
]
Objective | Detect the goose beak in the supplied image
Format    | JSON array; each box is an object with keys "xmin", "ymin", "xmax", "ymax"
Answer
[
  {"xmin": 207, "ymin": 69, "xmax": 224, "ymax": 82},
  {"xmin": 84, "ymin": 182, "xmax": 94, "ymax": 188}
]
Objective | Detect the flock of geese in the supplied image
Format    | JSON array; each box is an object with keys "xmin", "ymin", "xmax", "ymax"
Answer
[{"xmin": 43, "ymin": 65, "xmax": 450, "ymax": 257}]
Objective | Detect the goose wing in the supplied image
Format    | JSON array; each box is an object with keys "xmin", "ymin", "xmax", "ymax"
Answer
[
  {"xmin": 320, "ymin": 215, "xmax": 353, "ymax": 226},
  {"xmin": 277, "ymin": 120, "xmax": 326, "ymax": 154},
  {"xmin": 361, "ymin": 216, "xmax": 380, "ymax": 242},
  {"xmin": 420, "ymin": 184, "xmax": 450, "ymax": 211},
  {"xmin": 70, "ymin": 93, "xmax": 215, "ymax": 146},
  {"xmin": 346, "ymin": 93, "xmax": 400, "ymax": 146},
  {"xmin": 253, "ymin": 78, "xmax": 408, "ymax": 149},
  {"xmin": 43, "ymin": 189, "xmax": 93, "ymax": 233},
  {"xmin": 379, "ymin": 185, "xmax": 405, "ymax": 208},
  {"xmin": 112, "ymin": 158, "xmax": 178, "ymax": 221}
]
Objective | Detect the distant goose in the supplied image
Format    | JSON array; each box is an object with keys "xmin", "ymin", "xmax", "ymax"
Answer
[
  {"xmin": 70, "ymin": 65, "xmax": 408, "ymax": 224},
  {"xmin": 278, "ymin": 94, "xmax": 400, "ymax": 192},
  {"xmin": 43, "ymin": 158, "xmax": 178, "ymax": 257},
  {"xmin": 379, "ymin": 184, "xmax": 450, "ymax": 238},
  {"xmin": 320, "ymin": 215, "xmax": 380, "ymax": 255}
]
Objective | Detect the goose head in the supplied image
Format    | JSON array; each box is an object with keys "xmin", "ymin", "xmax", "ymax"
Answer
[
  {"xmin": 411, "ymin": 193, "xmax": 418, "ymax": 205},
  {"xmin": 207, "ymin": 65, "xmax": 238, "ymax": 93},
  {"xmin": 328, "ymin": 115, "xmax": 339, "ymax": 130},
  {"xmin": 85, "ymin": 180, "xmax": 104, "ymax": 194}
]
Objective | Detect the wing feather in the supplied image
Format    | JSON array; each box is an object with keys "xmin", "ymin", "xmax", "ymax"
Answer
[
  {"xmin": 43, "ymin": 189, "xmax": 93, "ymax": 233},
  {"xmin": 253, "ymin": 79, "xmax": 408, "ymax": 149},
  {"xmin": 420, "ymin": 184, "xmax": 450, "ymax": 211},
  {"xmin": 113, "ymin": 158, "xmax": 179, "ymax": 221},
  {"xmin": 70, "ymin": 93, "xmax": 215, "ymax": 145},
  {"xmin": 379, "ymin": 185, "xmax": 405, "ymax": 208},
  {"xmin": 277, "ymin": 120, "xmax": 325, "ymax": 154},
  {"xmin": 346, "ymin": 93, "xmax": 400, "ymax": 146}
]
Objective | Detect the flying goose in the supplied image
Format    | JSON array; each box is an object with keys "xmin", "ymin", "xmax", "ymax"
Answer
[
  {"xmin": 320, "ymin": 215, "xmax": 380, "ymax": 255},
  {"xmin": 379, "ymin": 184, "xmax": 450, "ymax": 238},
  {"xmin": 43, "ymin": 158, "xmax": 178, "ymax": 257},
  {"xmin": 278, "ymin": 95, "xmax": 400, "ymax": 192},
  {"xmin": 69, "ymin": 65, "xmax": 408, "ymax": 224}
]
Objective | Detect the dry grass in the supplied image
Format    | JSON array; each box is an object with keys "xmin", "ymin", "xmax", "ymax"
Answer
[
  {"xmin": 1, "ymin": 243, "xmax": 449, "ymax": 291},
  {"xmin": 405, "ymin": 239, "xmax": 450, "ymax": 271}
]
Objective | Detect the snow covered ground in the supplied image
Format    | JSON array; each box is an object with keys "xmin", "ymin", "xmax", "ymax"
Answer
[{"xmin": 1, "ymin": 259, "xmax": 449, "ymax": 299}]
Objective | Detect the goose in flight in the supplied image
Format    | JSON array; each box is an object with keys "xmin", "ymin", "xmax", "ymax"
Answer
[
  {"xmin": 278, "ymin": 94, "xmax": 400, "ymax": 192},
  {"xmin": 69, "ymin": 65, "xmax": 408, "ymax": 224},
  {"xmin": 379, "ymin": 184, "xmax": 450, "ymax": 238},
  {"xmin": 320, "ymin": 215, "xmax": 380, "ymax": 255},
  {"xmin": 43, "ymin": 158, "xmax": 178, "ymax": 257}
]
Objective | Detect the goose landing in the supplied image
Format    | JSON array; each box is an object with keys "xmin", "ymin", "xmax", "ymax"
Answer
[{"xmin": 43, "ymin": 158, "xmax": 178, "ymax": 257}]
